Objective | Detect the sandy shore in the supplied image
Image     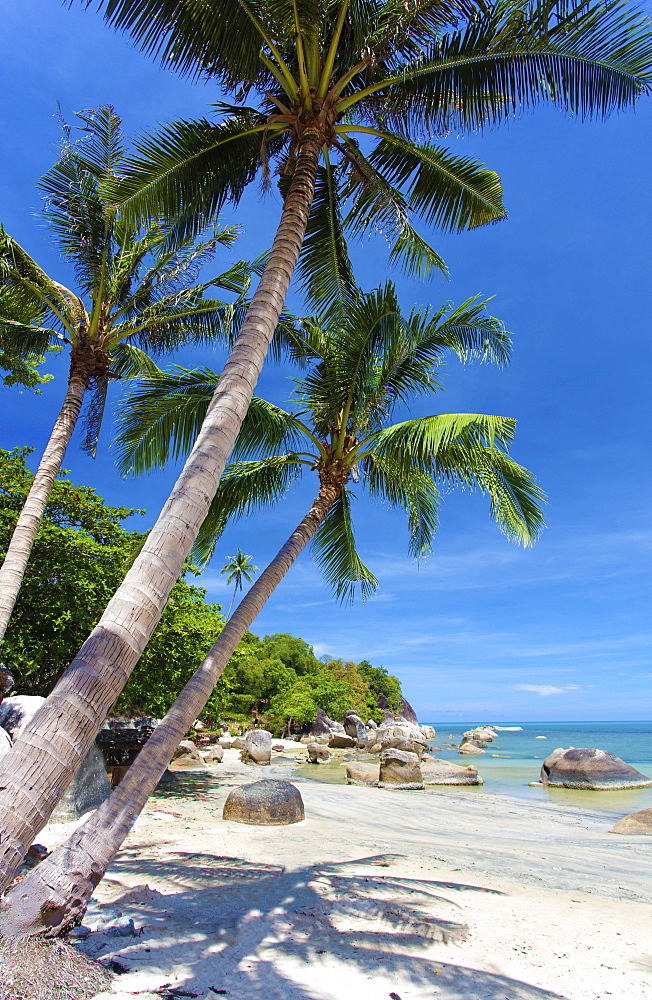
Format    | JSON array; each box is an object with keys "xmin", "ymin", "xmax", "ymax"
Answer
[{"xmin": 38, "ymin": 744, "xmax": 652, "ymax": 1000}]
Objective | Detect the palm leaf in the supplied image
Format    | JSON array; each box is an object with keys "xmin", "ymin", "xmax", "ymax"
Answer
[
  {"xmin": 193, "ymin": 454, "xmax": 304, "ymax": 565},
  {"xmin": 311, "ymin": 487, "xmax": 379, "ymax": 602},
  {"xmin": 365, "ymin": 452, "xmax": 441, "ymax": 558},
  {"xmin": 367, "ymin": 412, "xmax": 518, "ymax": 469}
]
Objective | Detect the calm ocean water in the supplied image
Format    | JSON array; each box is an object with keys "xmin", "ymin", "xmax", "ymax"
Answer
[
  {"xmin": 422, "ymin": 720, "xmax": 652, "ymax": 815},
  {"xmin": 298, "ymin": 721, "xmax": 652, "ymax": 817}
]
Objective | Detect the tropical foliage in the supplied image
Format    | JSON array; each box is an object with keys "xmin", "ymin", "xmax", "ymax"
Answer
[
  {"xmin": 0, "ymin": 448, "xmax": 223, "ymax": 703},
  {"xmin": 118, "ymin": 284, "xmax": 544, "ymax": 604}
]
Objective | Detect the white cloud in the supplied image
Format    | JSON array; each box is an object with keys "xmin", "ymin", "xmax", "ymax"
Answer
[{"xmin": 512, "ymin": 683, "xmax": 580, "ymax": 697}]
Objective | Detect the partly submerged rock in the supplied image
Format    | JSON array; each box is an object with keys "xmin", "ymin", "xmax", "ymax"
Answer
[
  {"xmin": 378, "ymin": 748, "xmax": 423, "ymax": 790},
  {"xmin": 222, "ymin": 779, "xmax": 305, "ymax": 825},
  {"xmin": 458, "ymin": 742, "xmax": 485, "ymax": 755},
  {"xmin": 420, "ymin": 758, "xmax": 483, "ymax": 786},
  {"xmin": 540, "ymin": 748, "xmax": 652, "ymax": 790},
  {"xmin": 307, "ymin": 742, "xmax": 332, "ymax": 763},
  {"xmin": 610, "ymin": 807, "xmax": 652, "ymax": 835}
]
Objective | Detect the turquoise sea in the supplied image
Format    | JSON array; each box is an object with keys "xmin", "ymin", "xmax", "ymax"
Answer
[
  {"xmin": 299, "ymin": 721, "xmax": 652, "ymax": 817},
  {"xmin": 421, "ymin": 721, "xmax": 652, "ymax": 815}
]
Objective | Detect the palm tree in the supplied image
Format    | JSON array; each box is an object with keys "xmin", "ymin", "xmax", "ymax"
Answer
[
  {"xmin": 1, "ymin": 0, "xmax": 650, "ymax": 891},
  {"xmin": 1, "ymin": 284, "xmax": 545, "ymax": 936},
  {"xmin": 222, "ymin": 549, "xmax": 259, "ymax": 617},
  {"xmin": 0, "ymin": 106, "xmax": 252, "ymax": 643}
]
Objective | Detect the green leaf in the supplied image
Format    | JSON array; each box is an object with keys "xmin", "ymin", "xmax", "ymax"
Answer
[{"xmin": 311, "ymin": 488, "xmax": 379, "ymax": 602}]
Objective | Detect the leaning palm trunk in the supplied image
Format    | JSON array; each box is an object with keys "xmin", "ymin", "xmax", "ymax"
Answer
[
  {"xmin": 0, "ymin": 477, "xmax": 340, "ymax": 937},
  {"xmin": 0, "ymin": 359, "xmax": 90, "ymax": 641},
  {"xmin": 0, "ymin": 132, "xmax": 322, "ymax": 893}
]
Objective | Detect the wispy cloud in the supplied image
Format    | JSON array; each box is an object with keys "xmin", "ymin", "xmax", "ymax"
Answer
[{"xmin": 512, "ymin": 683, "xmax": 580, "ymax": 697}]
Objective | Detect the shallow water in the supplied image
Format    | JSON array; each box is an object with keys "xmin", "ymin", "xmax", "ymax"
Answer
[{"xmin": 298, "ymin": 721, "xmax": 652, "ymax": 817}]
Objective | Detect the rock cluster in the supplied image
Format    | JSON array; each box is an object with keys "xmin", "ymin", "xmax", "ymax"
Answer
[
  {"xmin": 344, "ymin": 756, "xmax": 482, "ymax": 788},
  {"xmin": 540, "ymin": 747, "xmax": 652, "ymax": 790}
]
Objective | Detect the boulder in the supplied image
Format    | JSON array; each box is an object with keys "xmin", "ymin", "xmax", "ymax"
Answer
[
  {"xmin": 222, "ymin": 779, "xmax": 304, "ymax": 825},
  {"xmin": 420, "ymin": 725, "xmax": 436, "ymax": 740},
  {"xmin": 169, "ymin": 739, "xmax": 206, "ymax": 770},
  {"xmin": 202, "ymin": 745, "xmax": 224, "ymax": 763},
  {"xmin": 0, "ymin": 694, "xmax": 45, "ymax": 741},
  {"xmin": 219, "ymin": 736, "xmax": 234, "ymax": 748},
  {"xmin": 458, "ymin": 742, "xmax": 485, "ymax": 755},
  {"xmin": 232, "ymin": 737, "xmax": 247, "ymax": 749},
  {"xmin": 540, "ymin": 748, "xmax": 652, "ymax": 790},
  {"xmin": 345, "ymin": 761, "xmax": 380, "ymax": 786},
  {"xmin": 366, "ymin": 719, "xmax": 378, "ymax": 730},
  {"xmin": 370, "ymin": 721, "xmax": 428, "ymax": 757},
  {"xmin": 51, "ymin": 744, "xmax": 112, "ymax": 822},
  {"xmin": 272, "ymin": 743, "xmax": 285, "ymax": 751},
  {"xmin": 242, "ymin": 729, "xmax": 272, "ymax": 764},
  {"xmin": 328, "ymin": 733, "xmax": 357, "ymax": 749},
  {"xmin": 343, "ymin": 711, "xmax": 368, "ymax": 744},
  {"xmin": 463, "ymin": 727, "xmax": 496, "ymax": 743},
  {"xmin": 378, "ymin": 749, "xmax": 424, "ymax": 790},
  {"xmin": 610, "ymin": 808, "xmax": 652, "ymax": 835},
  {"xmin": 421, "ymin": 758, "xmax": 483, "ymax": 786},
  {"xmin": 307, "ymin": 742, "xmax": 332, "ymax": 764},
  {"xmin": 309, "ymin": 707, "xmax": 345, "ymax": 738},
  {"xmin": 399, "ymin": 697, "xmax": 419, "ymax": 725}
]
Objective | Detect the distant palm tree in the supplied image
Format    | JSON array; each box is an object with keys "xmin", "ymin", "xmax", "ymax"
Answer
[
  {"xmin": 2, "ymin": 284, "xmax": 546, "ymax": 937},
  {"xmin": 221, "ymin": 549, "xmax": 259, "ymax": 617},
  {"xmin": 0, "ymin": 107, "xmax": 251, "ymax": 643}
]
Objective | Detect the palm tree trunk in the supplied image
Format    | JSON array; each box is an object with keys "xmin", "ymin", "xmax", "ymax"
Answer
[
  {"xmin": 0, "ymin": 131, "xmax": 323, "ymax": 894},
  {"xmin": 0, "ymin": 360, "xmax": 89, "ymax": 641},
  {"xmin": 0, "ymin": 480, "xmax": 340, "ymax": 938}
]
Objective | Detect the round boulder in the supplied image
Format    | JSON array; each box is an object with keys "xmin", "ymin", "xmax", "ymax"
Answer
[
  {"xmin": 222, "ymin": 779, "xmax": 305, "ymax": 825},
  {"xmin": 243, "ymin": 729, "xmax": 272, "ymax": 764},
  {"xmin": 378, "ymin": 749, "xmax": 424, "ymax": 790},
  {"xmin": 541, "ymin": 748, "xmax": 652, "ymax": 790},
  {"xmin": 610, "ymin": 808, "xmax": 652, "ymax": 835},
  {"xmin": 170, "ymin": 739, "xmax": 206, "ymax": 770}
]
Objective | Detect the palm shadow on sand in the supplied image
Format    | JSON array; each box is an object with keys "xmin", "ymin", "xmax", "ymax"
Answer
[{"xmin": 80, "ymin": 851, "xmax": 571, "ymax": 1000}]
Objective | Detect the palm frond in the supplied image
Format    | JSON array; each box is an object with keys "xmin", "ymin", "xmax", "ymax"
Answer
[
  {"xmin": 192, "ymin": 454, "xmax": 304, "ymax": 565},
  {"xmin": 373, "ymin": 0, "xmax": 652, "ymax": 134},
  {"xmin": 365, "ymin": 452, "xmax": 441, "ymax": 558},
  {"xmin": 311, "ymin": 487, "xmax": 379, "ymax": 602},
  {"xmin": 367, "ymin": 134, "xmax": 506, "ymax": 231},
  {"xmin": 111, "ymin": 113, "xmax": 282, "ymax": 239},
  {"xmin": 368, "ymin": 412, "xmax": 517, "ymax": 469},
  {"xmin": 296, "ymin": 161, "xmax": 356, "ymax": 315}
]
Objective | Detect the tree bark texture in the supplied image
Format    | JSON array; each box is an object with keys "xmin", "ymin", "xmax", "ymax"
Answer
[
  {"xmin": 0, "ymin": 133, "xmax": 323, "ymax": 893},
  {"xmin": 0, "ymin": 363, "xmax": 89, "ymax": 642},
  {"xmin": 0, "ymin": 482, "xmax": 339, "ymax": 938}
]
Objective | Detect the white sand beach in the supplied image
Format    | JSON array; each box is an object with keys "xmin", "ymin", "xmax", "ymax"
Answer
[{"xmin": 38, "ymin": 745, "xmax": 652, "ymax": 1000}]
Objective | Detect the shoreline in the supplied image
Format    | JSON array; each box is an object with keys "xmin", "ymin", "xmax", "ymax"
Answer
[{"xmin": 34, "ymin": 745, "xmax": 652, "ymax": 1000}]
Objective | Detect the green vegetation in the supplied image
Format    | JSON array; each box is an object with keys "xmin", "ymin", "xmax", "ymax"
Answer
[{"xmin": 0, "ymin": 448, "xmax": 399, "ymax": 733}]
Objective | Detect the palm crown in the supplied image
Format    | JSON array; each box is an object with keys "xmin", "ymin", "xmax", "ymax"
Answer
[
  {"xmin": 117, "ymin": 284, "xmax": 544, "ymax": 601},
  {"xmin": 0, "ymin": 106, "xmax": 254, "ymax": 453},
  {"xmin": 101, "ymin": 0, "xmax": 652, "ymax": 311}
]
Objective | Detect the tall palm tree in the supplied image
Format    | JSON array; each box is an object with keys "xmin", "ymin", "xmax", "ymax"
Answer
[
  {"xmin": 2, "ymin": 284, "xmax": 545, "ymax": 936},
  {"xmin": 222, "ymin": 549, "xmax": 259, "ymax": 616},
  {"xmin": 0, "ymin": 106, "xmax": 251, "ymax": 642},
  {"xmin": 1, "ymin": 0, "xmax": 650, "ymax": 891}
]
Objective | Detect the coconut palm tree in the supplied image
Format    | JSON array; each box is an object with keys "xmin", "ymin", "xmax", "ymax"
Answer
[
  {"xmin": 222, "ymin": 549, "xmax": 260, "ymax": 616},
  {"xmin": 1, "ymin": 0, "xmax": 650, "ymax": 892},
  {"xmin": 0, "ymin": 284, "xmax": 545, "ymax": 936},
  {"xmin": 0, "ymin": 107, "xmax": 255, "ymax": 643}
]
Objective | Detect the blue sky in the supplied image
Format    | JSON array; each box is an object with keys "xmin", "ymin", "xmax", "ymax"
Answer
[{"xmin": 1, "ymin": 1, "xmax": 651, "ymax": 722}]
